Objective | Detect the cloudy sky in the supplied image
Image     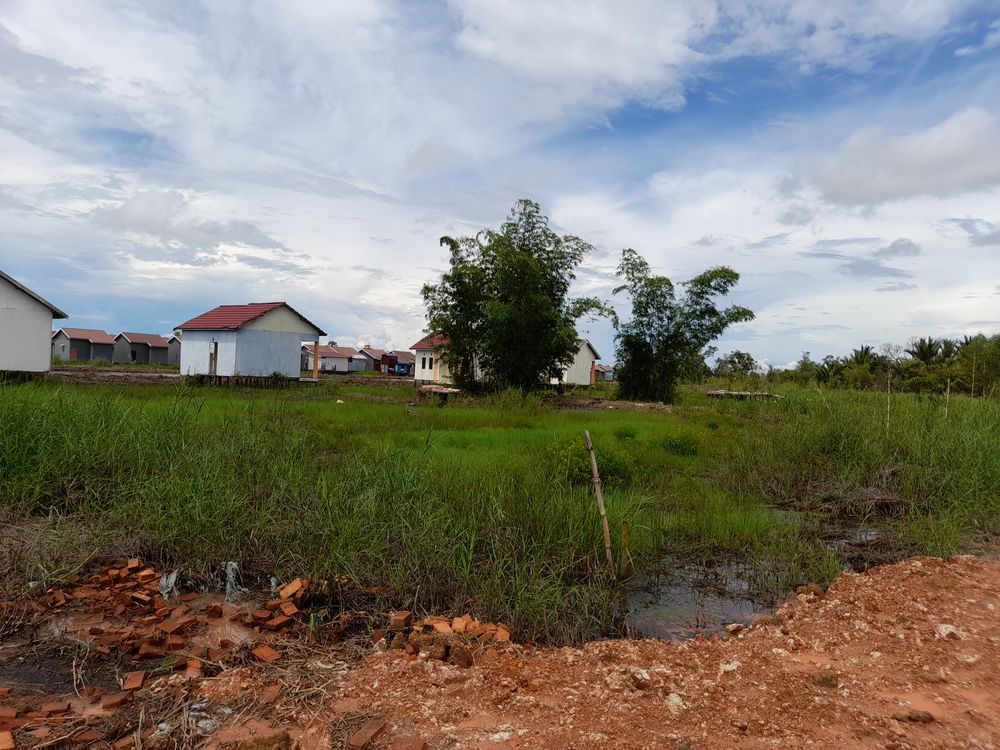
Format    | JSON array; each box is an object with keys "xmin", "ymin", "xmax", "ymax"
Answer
[{"xmin": 2, "ymin": 1, "xmax": 999, "ymax": 366}]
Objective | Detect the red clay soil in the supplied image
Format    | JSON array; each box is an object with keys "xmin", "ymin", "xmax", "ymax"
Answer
[
  {"xmin": 337, "ymin": 555, "xmax": 999, "ymax": 749},
  {"xmin": 2, "ymin": 555, "xmax": 998, "ymax": 749}
]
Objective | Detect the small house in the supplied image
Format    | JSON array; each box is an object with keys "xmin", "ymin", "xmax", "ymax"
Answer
[
  {"xmin": 357, "ymin": 346, "xmax": 398, "ymax": 374},
  {"xmin": 167, "ymin": 334, "xmax": 181, "ymax": 366},
  {"xmin": 175, "ymin": 301, "xmax": 324, "ymax": 379},
  {"xmin": 595, "ymin": 363, "xmax": 616, "ymax": 382},
  {"xmin": 554, "ymin": 340, "xmax": 601, "ymax": 386},
  {"xmin": 393, "ymin": 350, "xmax": 415, "ymax": 376},
  {"xmin": 51, "ymin": 327, "xmax": 115, "ymax": 362},
  {"xmin": 113, "ymin": 332, "xmax": 170, "ymax": 365},
  {"xmin": 301, "ymin": 344, "xmax": 360, "ymax": 372},
  {"xmin": 411, "ymin": 332, "xmax": 451, "ymax": 384},
  {"xmin": 0, "ymin": 270, "xmax": 67, "ymax": 373}
]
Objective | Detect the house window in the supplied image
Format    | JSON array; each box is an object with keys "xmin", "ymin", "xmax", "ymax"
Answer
[{"xmin": 421, "ymin": 356, "xmax": 426, "ymax": 369}]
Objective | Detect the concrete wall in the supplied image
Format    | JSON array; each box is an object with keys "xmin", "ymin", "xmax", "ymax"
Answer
[
  {"xmin": 149, "ymin": 346, "xmax": 168, "ymax": 365},
  {"xmin": 244, "ymin": 306, "xmax": 318, "ymax": 334},
  {"xmin": 167, "ymin": 339, "xmax": 181, "ymax": 366},
  {"xmin": 0, "ymin": 279, "xmax": 54, "ymax": 372},
  {"xmin": 51, "ymin": 331, "xmax": 74, "ymax": 361},
  {"xmin": 560, "ymin": 341, "xmax": 598, "ymax": 386},
  {"xmin": 180, "ymin": 330, "xmax": 238, "ymax": 376},
  {"xmin": 234, "ymin": 330, "xmax": 306, "ymax": 378},
  {"xmin": 414, "ymin": 350, "xmax": 436, "ymax": 382}
]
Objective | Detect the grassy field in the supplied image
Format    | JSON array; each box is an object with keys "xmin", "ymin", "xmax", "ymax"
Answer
[{"xmin": 1, "ymin": 378, "xmax": 997, "ymax": 642}]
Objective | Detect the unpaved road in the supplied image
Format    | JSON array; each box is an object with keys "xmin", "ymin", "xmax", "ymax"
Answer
[
  {"xmin": 336, "ymin": 555, "xmax": 998, "ymax": 749},
  {"xmin": 1, "ymin": 555, "xmax": 997, "ymax": 749}
]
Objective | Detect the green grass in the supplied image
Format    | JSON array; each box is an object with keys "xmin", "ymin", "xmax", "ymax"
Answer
[{"xmin": 0, "ymin": 379, "xmax": 996, "ymax": 643}]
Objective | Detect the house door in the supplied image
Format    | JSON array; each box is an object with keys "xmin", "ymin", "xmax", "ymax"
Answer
[{"xmin": 208, "ymin": 341, "xmax": 218, "ymax": 376}]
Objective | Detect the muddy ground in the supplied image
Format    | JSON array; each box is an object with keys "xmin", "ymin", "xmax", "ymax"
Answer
[{"xmin": 1, "ymin": 555, "xmax": 998, "ymax": 749}]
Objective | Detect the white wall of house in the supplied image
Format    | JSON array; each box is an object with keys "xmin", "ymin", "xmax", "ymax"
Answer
[
  {"xmin": 244, "ymin": 306, "xmax": 313, "ymax": 333},
  {"xmin": 304, "ymin": 353, "xmax": 352, "ymax": 371},
  {"xmin": 558, "ymin": 340, "xmax": 599, "ymax": 386},
  {"xmin": 0, "ymin": 278, "xmax": 56, "ymax": 372},
  {"xmin": 415, "ymin": 349, "xmax": 453, "ymax": 383},
  {"xmin": 235, "ymin": 330, "xmax": 305, "ymax": 377},
  {"xmin": 180, "ymin": 330, "xmax": 238, "ymax": 376}
]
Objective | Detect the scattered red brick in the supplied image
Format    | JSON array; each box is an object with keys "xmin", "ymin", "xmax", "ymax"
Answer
[
  {"xmin": 0, "ymin": 709, "xmax": 17, "ymax": 720},
  {"xmin": 123, "ymin": 671, "xmax": 145, "ymax": 691},
  {"xmin": 347, "ymin": 719, "xmax": 385, "ymax": 749},
  {"xmin": 101, "ymin": 692, "xmax": 132, "ymax": 710},
  {"xmin": 73, "ymin": 729, "xmax": 106, "ymax": 745},
  {"xmin": 41, "ymin": 701, "xmax": 69, "ymax": 716},
  {"xmin": 391, "ymin": 739, "xmax": 427, "ymax": 750},
  {"xmin": 264, "ymin": 615, "xmax": 291, "ymax": 631},
  {"xmin": 0, "ymin": 730, "xmax": 14, "ymax": 750},
  {"xmin": 278, "ymin": 579, "xmax": 304, "ymax": 600},
  {"xmin": 260, "ymin": 684, "xmax": 281, "ymax": 704},
  {"xmin": 388, "ymin": 611, "xmax": 412, "ymax": 631},
  {"xmin": 252, "ymin": 644, "xmax": 280, "ymax": 663}
]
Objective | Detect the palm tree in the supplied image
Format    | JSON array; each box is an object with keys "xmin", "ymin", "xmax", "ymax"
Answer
[
  {"xmin": 938, "ymin": 339, "xmax": 959, "ymax": 363},
  {"xmin": 849, "ymin": 345, "xmax": 876, "ymax": 366},
  {"xmin": 905, "ymin": 337, "xmax": 941, "ymax": 364}
]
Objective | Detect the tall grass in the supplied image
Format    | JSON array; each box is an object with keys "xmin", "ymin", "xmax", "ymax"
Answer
[{"xmin": 1, "ymin": 380, "xmax": 995, "ymax": 642}]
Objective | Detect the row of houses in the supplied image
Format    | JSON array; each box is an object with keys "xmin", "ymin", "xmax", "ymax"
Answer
[
  {"xmin": 50, "ymin": 328, "xmax": 181, "ymax": 365},
  {"xmin": 2, "ymin": 270, "xmax": 614, "ymax": 383},
  {"xmin": 300, "ymin": 344, "xmax": 415, "ymax": 376}
]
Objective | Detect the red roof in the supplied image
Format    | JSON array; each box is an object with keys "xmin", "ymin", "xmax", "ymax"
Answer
[
  {"xmin": 394, "ymin": 351, "xmax": 415, "ymax": 364},
  {"xmin": 55, "ymin": 327, "xmax": 115, "ymax": 345},
  {"xmin": 361, "ymin": 348, "xmax": 389, "ymax": 359},
  {"xmin": 118, "ymin": 332, "xmax": 169, "ymax": 348},
  {"xmin": 303, "ymin": 344, "xmax": 358, "ymax": 358},
  {"xmin": 176, "ymin": 302, "xmax": 325, "ymax": 335},
  {"xmin": 410, "ymin": 332, "xmax": 449, "ymax": 350}
]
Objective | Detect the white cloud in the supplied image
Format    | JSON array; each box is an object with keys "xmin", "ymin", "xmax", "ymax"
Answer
[
  {"xmin": 811, "ymin": 108, "xmax": 1000, "ymax": 205},
  {"xmin": 955, "ymin": 19, "xmax": 1000, "ymax": 56}
]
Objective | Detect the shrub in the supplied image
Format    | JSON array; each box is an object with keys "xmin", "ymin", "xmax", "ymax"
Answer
[
  {"xmin": 662, "ymin": 432, "xmax": 699, "ymax": 456},
  {"xmin": 544, "ymin": 435, "xmax": 635, "ymax": 487}
]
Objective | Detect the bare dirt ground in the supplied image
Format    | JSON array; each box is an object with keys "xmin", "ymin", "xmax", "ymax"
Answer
[{"xmin": 2, "ymin": 555, "xmax": 997, "ymax": 749}]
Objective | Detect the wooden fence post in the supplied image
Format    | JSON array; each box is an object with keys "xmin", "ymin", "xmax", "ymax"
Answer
[{"xmin": 583, "ymin": 430, "xmax": 615, "ymax": 578}]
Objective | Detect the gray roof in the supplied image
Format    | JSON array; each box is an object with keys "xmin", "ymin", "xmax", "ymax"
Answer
[{"xmin": 0, "ymin": 270, "xmax": 67, "ymax": 318}]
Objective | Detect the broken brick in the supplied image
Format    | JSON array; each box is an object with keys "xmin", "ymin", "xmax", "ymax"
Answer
[
  {"xmin": 114, "ymin": 738, "xmax": 133, "ymax": 750},
  {"xmin": 41, "ymin": 701, "xmax": 69, "ymax": 716},
  {"xmin": 158, "ymin": 616, "xmax": 195, "ymax": 635},
  {"xmin": 250, "ymin": 609, "xmax": 272, "ymax": 623},
  {"xmin": 495, "ymin": 625, "xmax": 512, "ymax": 643},
  {"xmin": 101, "ymin": 692, "xmax": 132, "ymax": 710},
  {"xmin": 165, "ymin": 635, "xmax": 185, "ymax": 651},
  {"xmin": 169, "ymin": 605, "xmax": 190, "ymax": 619},
  {"xmin": 252, "ymin": 644, "xmax": 280, "ymax": 663},
  {"xmin": 388, "ymin": 611, "xmax": 412, "ymax": 631},
  {"xmin": 279, "ymin": 601, "xmax": 299, "ymax": 617},
  {"xmin": 391, "ymin": 739, "xmax": 427, "ymax": 750},
  {"xmin": 264, "ymin": 615, "xmax": 291, "ymax": 631},
  {"xmin": 278, "ymin": 579, "xmax": 304, "ymax": 600},
  {"xmin": 205, "ymin": 603, "xmax": 223, "ymax": 619},
  {"xmin": 178, "ymin": 592, "xmax": 200, "ymax": 602},
  {"xmin": 0, "ymin": 730, "xmax": 14, "ymax": 750},
  {"xmin": 123, "ymin": 671, "xmax": 145, "ymax": 691},
  {"xmin": 0, "ymin": 709, "xmax": 16, "ymax": 721},
  {"xmin": 431, "ymin": 621, "xmax": 453, "ymax": 636},
  {"xmin": 73, "ymin": 730, "xmax": 106, "ymax": 745},
  {"xmin": 265, "ymin": 599, "xmax": 284, "ymax": 611},
  {"xmin": 136, "ymin": 644, "xmax": 166, "ymax": 660},
  {"xmin": 260, "ymin": 684, "xmax": 281, "ymax": 704},
  {"xmin": 347, "ymin": 719, "xmax": 386, "ymax": 749}
]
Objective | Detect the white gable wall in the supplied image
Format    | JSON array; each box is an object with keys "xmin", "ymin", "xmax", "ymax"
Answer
[
  {"xmin": 559, "ymin": 340, "xmax": 599, "ymax": 386},
  {"xmin": 0, "ymin": 278, "xmax": 55, "ymax": 372},
  {"xmin": 179, "ymin": 330, "xmax": 238, "ymax": 376},
  {"xmin": 244, "ymin": 306, "xmax": 319, "ymax": 334}
]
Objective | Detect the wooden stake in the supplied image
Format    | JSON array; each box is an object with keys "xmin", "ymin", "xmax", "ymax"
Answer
[
  {"xmin": 885, "ymin": 369, "xmax": 891, "ymax": 435},
  {"xmin": 945, "ymin": 378, "xmax": 951, "ymax": 419},
  {"xmin": 583, "ymin": 430, "xmax": 615, "ymax": 578},
  {"xmin": 312, "ymin": 342, "xmax": 320, "ymax": 381}
]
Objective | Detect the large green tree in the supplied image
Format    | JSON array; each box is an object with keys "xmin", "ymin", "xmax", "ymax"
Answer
[
  {"xmin": 613, "ymin": 249, "xmax": 754, "ymax": 403},
  {"xmin": 421, "ymin": 199, "xmax": 606, "ymax": 392}
]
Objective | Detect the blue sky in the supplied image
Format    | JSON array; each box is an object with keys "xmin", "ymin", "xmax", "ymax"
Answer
[{"xmin": 1, "ymin": 0, "xmax": 998, "ymax": 366}]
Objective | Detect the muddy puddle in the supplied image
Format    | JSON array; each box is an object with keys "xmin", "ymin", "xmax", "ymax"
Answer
[
  {"xmin": 627, "ymin": 521, "xmax": 896, "ymax": 640},
  {"xmin": 626, "ymin": 560, "xmax": 780, "ymax": 639}
]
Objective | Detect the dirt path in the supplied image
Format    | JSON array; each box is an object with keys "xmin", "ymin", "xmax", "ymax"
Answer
[
  {"xmin": 1, "ymin": 556, "xmax": 997, "ymax": 749},
  {"xmin": 338, "ymin": 555, "xmax": 998, "ymax": 749}
]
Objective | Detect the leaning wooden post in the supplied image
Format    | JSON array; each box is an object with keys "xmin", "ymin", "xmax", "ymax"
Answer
[{"xmin": 583, "ymin": 430, "xmax": 615, "ymax": 578}]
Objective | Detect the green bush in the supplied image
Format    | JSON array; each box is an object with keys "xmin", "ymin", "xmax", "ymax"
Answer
[
  {"xmin": 544, "ymin": 435, "xmax": 635, "ymax": 487},
  {"xmin": 662, "ymin": 432, "xmax": 699, "ymax": 456}
]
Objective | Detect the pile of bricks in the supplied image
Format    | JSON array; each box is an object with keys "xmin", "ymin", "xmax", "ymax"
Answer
[{"xmin": 375, "ymin": 611, "xmax": 512, "ymax": 667}]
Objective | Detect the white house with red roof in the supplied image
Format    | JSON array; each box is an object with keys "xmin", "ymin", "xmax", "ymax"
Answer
[
  {"xmin": 411, "ymin": 332, "xmax": 451, "ymax": 383},
  {"xmin": 300, "ymin": 343, "xmax": 363, "ymax": 372},
  {"xmin": 1, "ymin": 270, "xmax": 67, "ymax": 372},
  {"xmin": 175, "ymin": 302, "xmax": 325, "ymax": 379}
]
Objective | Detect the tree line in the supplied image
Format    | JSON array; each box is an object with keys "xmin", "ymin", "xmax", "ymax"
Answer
[{"xmin": 707, "ymin": 334, "xmax": 1000, "ymax": 397}]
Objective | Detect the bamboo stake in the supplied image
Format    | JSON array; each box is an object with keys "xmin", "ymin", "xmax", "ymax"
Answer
[
  {"xmin": 885, "ymin": 369, "xmax": 891, "ymax": 435},
  {"xmin": 583, "ymin": 430, "xmax": 615, "ymax": 578}
]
